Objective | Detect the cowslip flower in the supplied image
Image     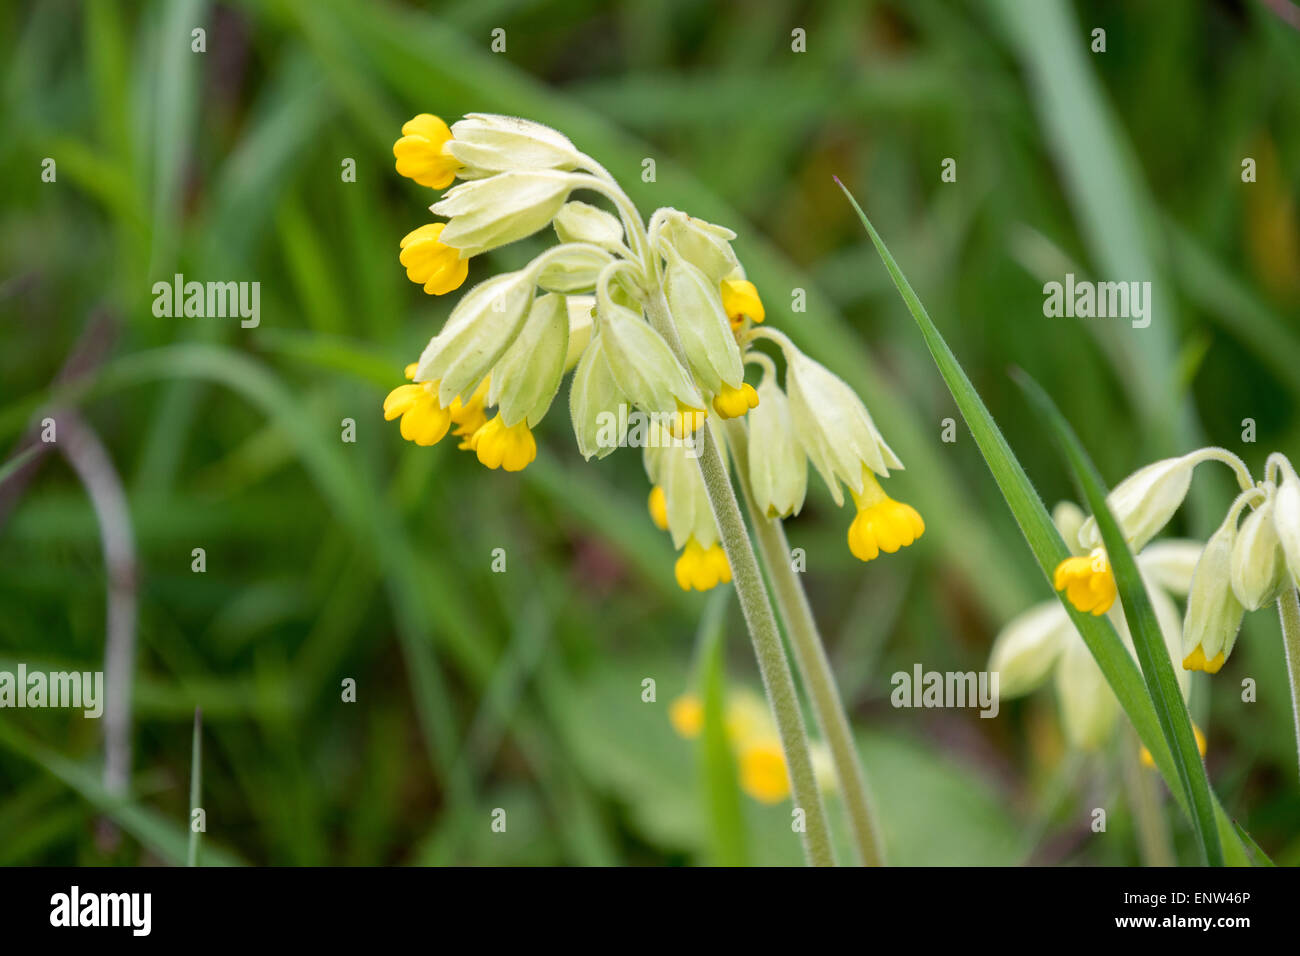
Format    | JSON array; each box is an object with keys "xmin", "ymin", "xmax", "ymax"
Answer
[
  {"xmin": 670, "ymin": 688, "xmax": 836, "ymax": 804},
  {"xmin": 393, "ymin": 113, "xmax": 460, "ymax": 188},
  {"xmin": 748, "ymin": 328, "xmax": 922, "ymax": 563},
  {"xmin": 645, "ymin": 428, "xmax": 732, "ymax": 592},
  {"xmin": 1055, "ymin": 447, "xmax": 1255, "ymax": 617},
  {"xmin": 383, "ymin": 110, "xmax": 920, "ymax": 592},
  {"xmin": 992, "ymin": 503, "xmax": 1198, "ymax": 749}
]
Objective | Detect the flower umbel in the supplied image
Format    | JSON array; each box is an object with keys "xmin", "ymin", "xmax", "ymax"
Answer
[{"xmin": 383, "ymin": 110, "xmax": 920, "ymax": 586}]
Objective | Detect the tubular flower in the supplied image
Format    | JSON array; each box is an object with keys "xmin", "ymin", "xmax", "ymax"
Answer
[
  {"xmin": 720, "ymin": 278, "xmax": 764, "ymax": 330},
  {"xmin": 846, "ymin": 470, "xmax": 924, "ymax": 563},
  {"xmin": 648, "ymin": 486, "xmax": 669, "ymax": 531},
  {"xmin": 468, "ymin": 414, "xmax": 537, "ymax": 472},
  {"xmin": 399, "ymin": 223, "xmax": 468, "ymax": 295},
  {"xmin": 712, "ymin": 381, "xmax": 759, "ymax": 419},
  {"xmin": 674, "ymin": 537, "xmax": 732, "ymax": 592},
  {"xmin": 1053, "ymin": 549, "xmax": 1117, "ymax": 616},
  {"xmin": 393, "ymin": 113, "xmax": 461, "ymax": 189},
  {"xmin": 383, "ymin": 382, "xmax": 452, "ymax": 447},
  {"xmin": 990, "ymin": 500, "xmax": 1198, "ymax": 751}
]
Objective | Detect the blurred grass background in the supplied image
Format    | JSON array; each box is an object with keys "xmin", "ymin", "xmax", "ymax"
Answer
[{"xmin": 1, "ymin": 0, "xmax": 1297, "ymax": 865}]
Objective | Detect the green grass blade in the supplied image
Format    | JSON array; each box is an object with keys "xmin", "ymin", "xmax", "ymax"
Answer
[
  {"xmin": 0, "ymin": 720, "xmax": 242, "ymax": 866},
  {"xmin": 187, "ymin": 707, "xmax": 202, "ymax": 867},
  {"xmin": 837, "ymin": 181, "xmax": 1252, "ymax": 865},
  {"xmin": 1013, "ymin": 370, "xmax": 1223, "ymax": 866}
]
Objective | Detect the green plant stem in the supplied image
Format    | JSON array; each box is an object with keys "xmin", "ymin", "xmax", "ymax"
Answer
[
  {"xmin": 187, "ymin": 707, "xmax": 202, "ymax": 868},
  {"xmin": 644, "ymin": 290, "xmax": 835, "ymax": 867},
  {"xmin": 1120, "ymin": 731, "xmax": 1174, "ymax": 867},
  {"xmin": 1279, "ymin": 586, "xmax": 1300, "ymax": 783},
  {"xmin": 724, "ymin": 419, "xmax": 885, "ymax": 866}
]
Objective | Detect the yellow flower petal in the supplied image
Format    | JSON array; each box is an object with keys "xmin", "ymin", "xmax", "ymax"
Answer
[
  {"xmin": 393, "ymin": 113, "xmax": 460, "ymax": 189},
  {"xmin": 469, "ymin": 415, "xmax": 537, "ymax": 472},
  {"xmin": 720, "ymin": 278, "xmax": 765, "ymax": 329},
  {"xmin": 648, "ymin": 486, "xmax": 669, "ymax": 531},
  {"xmin": 712, "ymin": 381, "xmax": 759, "ymax": 419}
]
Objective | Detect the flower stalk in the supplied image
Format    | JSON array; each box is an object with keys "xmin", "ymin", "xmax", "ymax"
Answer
[
  {"xmin": 1279, "ymin": 586, "xmax": 1300, "ymax": 782},
  {"xmin": 725, "ymin": 418, "xmax": 886, "ymax": 866},
  {"xmin": 643, "ymin": 289, "xmax": 835, "ymax": 866}
]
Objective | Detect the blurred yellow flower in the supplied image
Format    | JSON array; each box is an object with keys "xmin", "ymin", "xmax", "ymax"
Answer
[
  {"xmin": 1140, "ymin": 723, "xmax": 1207, "ymax": 768},
  {"xmin": 674, "ymin": 537, "xmax": 732, "ymax": 592},
  {"xmin": 669, "ymin": 689, "xmax": 834, "ymax": 804}
]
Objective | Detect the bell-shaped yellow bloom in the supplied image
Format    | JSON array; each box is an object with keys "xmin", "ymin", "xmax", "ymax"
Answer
[
  {"xmin": 846, "ymin": 471, "xmax": 925, "ymax": 562},
  {"xmin": 674, "ymin": 537, "xmax": 732, "ymax": 592},
  {"xmin": 469, "ymin": 414, "xmax": 537, "ymax": 472},
  {"xmin": 648, "ymin": 485, "xmax": 669, "ymax": 531},
  {"xmin": 1053, "ymin": 549, "xmax": 1117, "ymax": 616},
  {"xmin": 393, "ymin": 113, "xmax": 461, "ymax": 189},
  {"xmin": 1182, "ymin": 644, "xmax": 1225, "ymax": 675},
  {"xmin": 737, "ymin": 739, "xmax": 789, "ymax": 804},
  {"xmin": 383, "ymin": 382, "xmax": 452, "ymax": 447},
  {"xmin": 399, "ymin": 223, "xmax": 469, "ymax": 295},
  {"xmin": 720, "ymin": 278, "xmax": 764, "ymax": 330},
  {"xmin": 712, "ymin": 381, "xmax": 759, "ymax": 419}
]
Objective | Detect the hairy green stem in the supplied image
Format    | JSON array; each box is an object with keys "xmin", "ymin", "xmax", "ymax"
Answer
[
  {"xmin": 1279, "ymin": 586, "xmax": 1300, "ymax": 783},
  {"xmin": 643, "ymin": 290, "xmax": 835, "ymax": 866},
  {"xmin": 724, "ymin": 419, "xmax": 886, "ymax": 866}
]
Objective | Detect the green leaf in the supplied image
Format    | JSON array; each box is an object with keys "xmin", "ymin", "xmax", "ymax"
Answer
[
  {"xmin": 837, "ymin": 180, "xmax": 1252, "ymax": 866},
  {"xmin": 1014, "ymin": 369, "xmax": 1223, "ymax": 866}
]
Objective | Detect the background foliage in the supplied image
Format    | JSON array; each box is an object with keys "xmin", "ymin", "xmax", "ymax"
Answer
[{"xmin": 1, "ymin": 0, "xmax": 1297, "ymax": 865}]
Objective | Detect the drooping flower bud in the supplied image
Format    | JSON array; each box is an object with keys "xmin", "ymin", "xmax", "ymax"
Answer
[
  {"xmin": 651, "ymin": 208, "xmax": 740, "ymax": 284},
  {"xmin": 597, "ymin": 297, "xmax": 703, "ymax": 420},
  {"xmin": 988, "ymin": 602, "xmax": 1070, "ymax": 698},
  {"xmin": 1079, "ymin": 449, "xmax": 1222, "ymax": 552},
  {"xmin": 1182, "ymin": 504, "xmax": 1247, "ymax": 674},
  {"xmin": 568, "ymin": 331, "xmax": 626, "ymax": 461},
  {"xmin": 535, "ymin": 244, "xmax": 613, "ymax": 294},
  {"xmin": 431, "ymin": 170, "xmax": 581, "ymax": 256},
  {"xmin": 1270, "ymin": 453, "xmax": 1300, "ymax": 588},
  {"xmin": 553, "ymin": 200, "xmax": 626, "ymax": 253},
  {"xmin": 415, "ymin": 269, "xmax": 537, "ymax": 405},
  {"xmin": 747, "ymin": 377, "xmax": 807, "ymax": 519},
  {"xmin": 446, "ymin": 113, "xmax": 582, "ymax": 177},
  {"xmin": 661, "ymin": 243, "xmax": 743, "ymax": 396},
  {"xmin": 488, "ymin": 293, "xmax": 569, "ymax": 428},
  {"xmin": 1230, "ymin": 489, "xmax": 1286, "ymax": 611},
  {"xmin": 779, "ymin": 339, "xmax": 902, "ymax": 506}
]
